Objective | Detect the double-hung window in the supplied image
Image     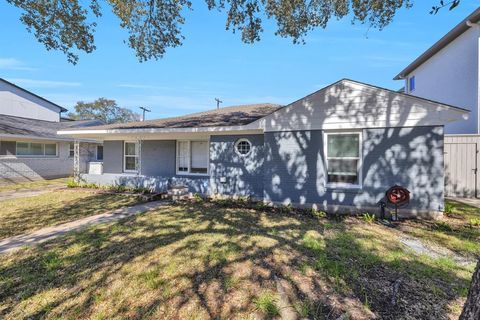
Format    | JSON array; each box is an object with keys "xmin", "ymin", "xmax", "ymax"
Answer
[
  {"xmin": 124, "ymin": 141, "xmax": 139, "ymax": 172},
  {"xmin": 325, "ymin": 132, "xmax": 361, "ymax": 188},
  {"xmin": 16, "ymin": 142, "xmax": 57, "ymax": 157},
  {"xmin": 96, "ymin": 145, "xmax": 104, "ymax": 161},
  {"xmin": 69, "ymin": 143, "xmax": 75, "ymax": 157},
  {"xmin": 176, "ymin": 140, "xmax": 209, "ymax": 175}
]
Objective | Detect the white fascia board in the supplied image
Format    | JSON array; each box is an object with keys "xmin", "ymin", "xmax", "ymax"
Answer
[{"xmin": 0, "ymin": 133, "xmax": 99, "ymax": 143}]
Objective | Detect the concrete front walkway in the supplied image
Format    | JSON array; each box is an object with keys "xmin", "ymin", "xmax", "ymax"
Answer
[
  {"xmin": 447, "ymin": 197, "xmax": 480, "ymax": 209},
  {"xmin": 0, "ymin": 200, "xmax": 166, "ymax": 254}
]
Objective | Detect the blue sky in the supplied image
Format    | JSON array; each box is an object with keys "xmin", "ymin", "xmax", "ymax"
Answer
[{"xmin": 0, "ymin": 1, "xmax": 478, "ymax": 119}]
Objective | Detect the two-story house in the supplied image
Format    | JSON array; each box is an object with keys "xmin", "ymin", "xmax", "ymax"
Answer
[
  {"xmin": 395, "ymin": 7, "xmax": 480, "ymax": 197},
  {"xmin": 0, "ymin": 78, "xmax": 103, "ymax": 184}
]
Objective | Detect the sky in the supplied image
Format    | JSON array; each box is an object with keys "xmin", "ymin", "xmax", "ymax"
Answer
[{"xmin": 0, "ymin": 1, "xmax": 479, "ymax": 119}]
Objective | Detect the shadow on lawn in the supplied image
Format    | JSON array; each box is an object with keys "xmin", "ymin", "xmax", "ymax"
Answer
[
  {"xmin": 0, "ymin": 192, "xmax": 140, "ymax": 239},
  {"xmin": 0, "ymin": 201, "xmax": 473, "ymax": 319}
]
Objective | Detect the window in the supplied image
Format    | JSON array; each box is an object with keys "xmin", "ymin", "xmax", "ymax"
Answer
[
  {"xmin": 69, "ymin": 143, "xmax": 75, "ymax": 157},
  {"xmin": 124, "ymin": 141, "xmax": 139, "ymax": 172},
  {"xmin": 96, "ymin": 145, "xmax": 104, "ymax": 161},
  {"xmin": 325, "ymin": 132, "xmax": 361, "ymax": 187},
  {"xmin": 16, "ymin": 142, "xmax": 57, "ymax": 157},
  {"xmin": 409, "ymin": 76, "xmax": 415, "ymax": 92},
  {"xmin": 176, "ymin": 140, "xmax": 209, "ymax": 175},
  {"xmin": 235, "ymin": 139, "xmax": 252, "ymax": 156}
]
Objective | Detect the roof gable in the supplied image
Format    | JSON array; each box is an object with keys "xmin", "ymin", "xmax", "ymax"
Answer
[
  {"xmin": 260, "ymin": 79, "xmax": 469, "ymax": 132},
  {"xmin": 0, "ymin": 78, "xmax": 67, "ymax": 113}
]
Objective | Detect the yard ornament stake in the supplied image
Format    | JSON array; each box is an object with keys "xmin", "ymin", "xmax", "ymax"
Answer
[{"xmin": 385, "ymin": 185, "xmax": 410, "ymax": 221}]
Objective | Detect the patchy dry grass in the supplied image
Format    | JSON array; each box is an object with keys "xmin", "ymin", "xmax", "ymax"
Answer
[
  {"xmin": 398, "ymin": 200, "xmax": 480, "ymax": 257},
  {"xmin": 0, "ymin": 200, "xmax": 477, "ymax": 319},
  {"xmin": 0, "ymin": 190, "xmax": 142, "ymax": 239},
  {"xmin": 0, "ymin": 178, "xmax": 69, "ymax": 192}
]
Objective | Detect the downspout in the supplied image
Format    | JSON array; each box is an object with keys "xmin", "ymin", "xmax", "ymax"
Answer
[{"xmin": 466, "ymin": 20, "xmax": 480, "ymax": 134}]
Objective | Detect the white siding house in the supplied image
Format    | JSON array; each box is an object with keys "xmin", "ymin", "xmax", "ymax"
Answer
[
  {"xmin": 394, "ymin": 8, "xmax": 480, "ymax": 135},
  {"xmin": 0, "ymin": 78, "xmax": 102, "ymax": 184}
]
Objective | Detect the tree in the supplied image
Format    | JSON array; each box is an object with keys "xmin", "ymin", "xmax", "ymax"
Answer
[
  {"xmin": 5, "ymin": 0, "xmax": 461, "ymax": 64},
  {"xmin": 68, "ymin": 98, "xmax": 140, "ymax": 124},
  {"xmin": 460, "ymin": 258, "xmax": 480, "ymax": 320}
]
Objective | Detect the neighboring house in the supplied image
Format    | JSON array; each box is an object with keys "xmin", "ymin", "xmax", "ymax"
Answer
[
  {"xmin": 394, "ymin": 7, "xmax": 480, "ymax": 135},
  {"xmin": 0, "ymin": 78, "xmax": 103, "ymax": 184},
  {"xmin": 394, "ymin": 7, "xmax": 480, "ymax": 197},
  {"xmin": 59, "ymin": 79, "xmax": 468, "ymax": 218}
]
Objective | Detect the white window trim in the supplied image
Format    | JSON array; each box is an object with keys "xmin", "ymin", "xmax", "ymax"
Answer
[
  {"xmin": 123, "ymin": 141, "xmax": 139, "ymax": 173},
  {"xmin": 16, "ymin": 142, "xmax": 58, "ymax": 158},
  {"xmin": 235, "ymin": 138, "xmax": 253, "ymax": 157},
  {"xmin": 408, "ymin": 76, "xmax": 415, "ymax": 92},
  {"xmin": 176, "ymin": 140, "xmax": 209, "ymax": 176},
  {"xmin": 96, "ymin": 145, "xmax": 104, "ymax": 161},
  {"xmin": 324, "ymin": 131, "xmax": 362, "ymax": 189},
  {"xmin": 69, "ymin": 143, "xmax": 75, "ymax": 158}
]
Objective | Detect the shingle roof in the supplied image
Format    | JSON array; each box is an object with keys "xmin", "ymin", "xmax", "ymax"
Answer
[
  {"xmin": 394, "ymin": 7, "xmax": 480, "ymax": 80},
  {"xmin": 0, "ymin": 115, "xmax": 103, "ymax": 140},
  {"xmin": 70, "ymin": 103, "xmax": 282, "ymax": 131}
]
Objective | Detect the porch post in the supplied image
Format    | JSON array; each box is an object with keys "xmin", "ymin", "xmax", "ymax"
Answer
[
  {"xmin": 137, "ymin": 138, "xmax": 142, "ymax": 176},
  {"xmin": 73, "ymin": 139, "xmax": 80, "ymax": 182}
]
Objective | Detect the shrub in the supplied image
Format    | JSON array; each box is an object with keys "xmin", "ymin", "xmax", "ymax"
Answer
[
  {"xmin": 311, "ymin": 208, "xmax": 327, "ymax": 219},
  {"xmin": 193, "ymin": 193, "xmax": 203, "ymax": 202},
  {"xmin": 444, "ymin": 202, "xmax": 455, "ymax": 216},
  {"xmin": 66, "ymin": 178, "xmax": 79, "ymax": 188},
  {"xmin": 469, "ymin": 218, "xmax": 480, "ymax": 228},
  {"xmin": 362, "ymin": 212, "xmax": 376, "ymax": 224}
]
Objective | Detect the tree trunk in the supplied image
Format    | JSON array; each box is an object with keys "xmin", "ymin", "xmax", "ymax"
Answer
[{"xmin": 460, "ymin": 258, "xmax": 480, "ymax": 320}]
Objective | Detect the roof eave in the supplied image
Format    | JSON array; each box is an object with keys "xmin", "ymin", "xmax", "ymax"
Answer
[{"xmin": 394, "ymin": 7, "xmax": 480, "ymax": 80}]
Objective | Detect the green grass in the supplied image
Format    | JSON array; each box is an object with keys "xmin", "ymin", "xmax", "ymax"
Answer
[
  {"xmin": 399, "ymin": 200, "xmax": 480, "ymax": 257},
  {"xmin": 253, "ymin": 292, "xmax": 280, "ymax": 318},
  {"xmin": 0, "ymin": 177, "xmax": 69, "ymax": 192},
  {"xmin": 0, "ymin": 190, "xmax": 142, "ymax": 239},
  {"xmin": 0, "ymin": 201, "xmax": 477, "ymax": 319}
]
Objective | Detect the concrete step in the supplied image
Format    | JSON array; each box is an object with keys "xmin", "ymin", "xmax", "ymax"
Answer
[{"xmin": 167, "ymin": 186, "xmax": 189, "ymax": 197}]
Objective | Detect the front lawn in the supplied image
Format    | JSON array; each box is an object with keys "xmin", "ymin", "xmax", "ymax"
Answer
[
  {"xmin": 1, "ymin": 200, "xmax": 478, "ymax": 319},
  {"xmin": 0, "ymin": 178, "xmax": 69, "ymax": 192},
  {"xmin": 0, "ymin": 190, "xmax": 142, "ymax": 239}
]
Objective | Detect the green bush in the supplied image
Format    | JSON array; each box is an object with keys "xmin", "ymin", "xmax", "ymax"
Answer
[
  {"xmin": 444, "ymin": 203, "xmax": 455, "ymax": 216},
  {"xmin": 362, "ymin": 212, "xmax": 376, "ymax": 224}
]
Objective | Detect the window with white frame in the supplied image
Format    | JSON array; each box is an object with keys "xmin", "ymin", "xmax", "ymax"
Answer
[
  {"xmin": 176, "ymin": 140, "xmax": 209, "ymax": 175},
  {"xmin": 16, "ymin": 142, "xmax": 57, "ymax": 157},
  {"xmin": 124, "ymin": 141, "xmax": 139, "ymax": 172},
  {"xmin": 409, "ymin": 76, "xmax": 415, "ymax": 92},
  {"xmin": 235, "ymin": 138, "xmax": 252, "ymax": 156},
  {"xmin": 325, "ymin": 132, "xmax": 361, "ymax": 187},
  {"xmin": 69, "ymin": 143, "xmax": 75, "ymax": 157},
  {"xmin": 96, "ymin": 145, "xmax": 104, "ymax": 161}
]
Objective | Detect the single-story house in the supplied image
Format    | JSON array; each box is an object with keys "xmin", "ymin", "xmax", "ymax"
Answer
[
  {"xmin": 0, "ymin": 78, "xmax": 103, "ymax": 183},
  {"xmin": 58, "ymin": 79, "xmax": 469, "ymax": 217}
]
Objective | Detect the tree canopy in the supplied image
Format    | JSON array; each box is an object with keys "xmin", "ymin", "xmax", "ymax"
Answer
[
  {"xmin": 68, "ymin": 98, "xmax": 140, "ymax": 124},
  {"xmin": 4, "ymin": 0, "xmax": 460, "ymax": 64}
]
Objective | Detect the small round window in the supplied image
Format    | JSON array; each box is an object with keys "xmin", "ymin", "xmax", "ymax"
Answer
[{"xmin": 235, "ymin": 139, "xmax": 252, "ymax": 156}]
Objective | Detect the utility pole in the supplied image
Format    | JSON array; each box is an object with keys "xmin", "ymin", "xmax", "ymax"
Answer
[
  {"xmin": 215, "ymin": 98, "xmax": 223, "ymax": 109},
  {"xmin": 139, "ymin": 107, "xmax": 151, "ymax": 121}
]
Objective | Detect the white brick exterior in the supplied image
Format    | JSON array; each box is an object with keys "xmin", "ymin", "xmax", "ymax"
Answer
[{"xmin": 0, "ymin": 141, "xmax": 97, "ymax": 183}]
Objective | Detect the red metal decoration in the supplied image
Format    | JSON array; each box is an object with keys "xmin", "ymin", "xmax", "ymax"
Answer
[
  {"xmin": 386, "ymin": 186, "xmax": 410, "ymax": 221},
  {"xmin": 386, "ymin": 186, "xmax": 410, "ymax": 206}
]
